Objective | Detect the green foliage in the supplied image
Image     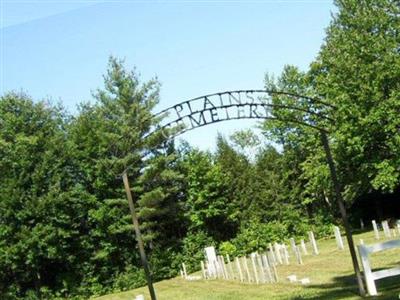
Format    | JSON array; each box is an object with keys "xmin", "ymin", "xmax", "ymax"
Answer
[
  {"xmin": 218, "ymin": 242, "xmax": 237, "ymax": 257},
  {"xmin": 111, "ymin": 266, "xmax": 146, "ymax": 293},
  {"xmin": 0, "ymin": 58, "xmax": 185, "ymax": 299},
  {"xmin": 179, "ymin": 231, "xmax": 215, "ymax": 273},
  {"xmin": 232, "ymin": 220, "xmax": 288, "ymax": 254},
  {"xmin": 310, "ymin": 0, "xmax": 400, "ymax": 194}
]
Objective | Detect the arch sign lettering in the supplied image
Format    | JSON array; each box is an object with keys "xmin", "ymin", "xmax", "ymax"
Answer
[
  {"xmin": 123, "ymin": 90, "xmax": 366, "ymax": 299},
  {"xmin": 154, "ymin": 90, "xmax": 332, "ymax": 137}
]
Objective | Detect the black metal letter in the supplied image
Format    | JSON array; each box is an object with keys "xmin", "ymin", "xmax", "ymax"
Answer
[
  {"xmin": 188, "ymin": 111, "xmax": 206, "ymax": 128},
  {"xmin": 174, "ymin": 104, "xmax": 184, "ymax": 118},
  {"xmin": 203, "ymin": 96, "xmax": 216, "ymax": 110},
  {"xmin": 209, "ymin": 108, "xmax": 219, "ymax": 122}
]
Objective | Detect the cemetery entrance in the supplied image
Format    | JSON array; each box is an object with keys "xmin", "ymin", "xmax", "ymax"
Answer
[{"xmin": 122, "ymin": 90, "xmax": 366, "ymax": 299}]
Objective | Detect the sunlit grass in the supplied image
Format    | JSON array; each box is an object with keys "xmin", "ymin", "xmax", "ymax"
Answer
[{"xmin": 95, "ymin": 230, "xmax": 400, "ymax": 300}]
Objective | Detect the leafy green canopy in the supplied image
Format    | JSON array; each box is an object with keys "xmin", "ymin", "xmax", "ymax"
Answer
[{"xmin": 263, "ymin": 0, "xmax": 400, "ymax": 209}]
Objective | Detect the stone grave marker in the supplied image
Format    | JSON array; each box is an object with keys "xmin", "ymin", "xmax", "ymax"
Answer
[
  {"xmin": 372, "ymin": 220, "xmax": 380, "ymax": 240},
  {"xmin": 333, "ymin": 226, "xmax": 344, "ymax": 250},
  {"xmin": 205, "ymin": 246, "xmax": 218, "ymax": 277},
  {"xmin": 308, "ymin": 231, "xmax": 319, "ymax": 255},
  {"xmin": 226, "ymin": 254, "xmax": 234, "ymax": 280},
  {"xmin": 300, "ymin": 239, "xmax": 308, "ymax": 255},
  {"xmin": 235, "ymin": 257, "xmax": 244, "ymax": 282},
  {"xmin": 200, "ymin": 261, "xmax": 206, "ymax": 279},
  {"xmin": 182, "ymin": 263, "xmax": 188, "ymax": 279},
  {"xmin": 261, "ymin": 254, "xmax": 273, "ymax": 283},
  {"xmin": 381, "ymin": 220, "xmax": 391, "ymax": 238},
  {"xmin": 250, "ymin": 253, "xmax": 260, "ymax": 284}
]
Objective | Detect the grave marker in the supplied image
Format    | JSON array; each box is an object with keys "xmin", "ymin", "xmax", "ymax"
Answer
[
  {"xmin": 274, "ymin": 242, "xmax": 283, "ymax": 264},
  {"xmin": 300, "ymin": 239, "xmax": 308, "ymax": 255},
  {"xmin": 200, "ymin": 261, "xmax": 206, "ymax": 279},
  {"xmin": 282, "ymin": 244, "xmax": 289, "ymax": 265},
  {"xmin": 295, "ymin": 245, "xmax": 303, "ymax": 265},
  {"xmin": 182, "ymin": 263, "xmax": 188, "ymax": 279},
  {"xmin": 268, "ymin": 243, "xmax": 276, "ymax": 265},
  {"xmin": 334, "ymin": 226, "xmax": 344, "ymax": 250},
  {"xmin": 261, "ymin": 254, "xmax": 273, "ymax": 283},
  {"xmin": 372, "ymin": 220, "xmax": 380, "ymax": 240},
  {"xmin": 308, "ymin": 231, "xmax": 319, "ymax": 255},
  {"xmin": 397, "ymin": 221, "xmax": 400, "ymax": 235},
  {"xmin": 205, "ymin": 246, "xmax": 218, "ymax": 277},
  {"xmin": 256, "ymin": 254, "xmax": 266, "ymax": 283},
  {"xmin": 381, "ymin": 220, "xmax": 391, "ymax": 238},
  {"xmin": 218, "ymin": 256, "xmax": 228, "ymax": 279},
  {"xmin": 289, "ymin": 238, "xmax": 297, "ymax": 255},
  {"xmin": 242, "ymin": 256, "xmax": 252, "ymax": 283},
  {"xmin": 235, "ymin": 257, "xmax": 244, "ymax": 282},
  {"xmin": 250, "ymin": 253, "xmax": 260, "ymax": 284},
  {"xmin": 226, "ymin": 254, "xmax": 234, "ymax": 280}
]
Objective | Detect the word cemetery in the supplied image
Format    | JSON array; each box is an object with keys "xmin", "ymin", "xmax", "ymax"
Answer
[{"xmin": 155, "ymin": 90, "xmax": 325, "ymax": 136}]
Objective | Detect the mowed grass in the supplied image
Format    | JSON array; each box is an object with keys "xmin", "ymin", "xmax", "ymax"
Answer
[{"xmin": 95, "ymin": 230, "xmax": 400, "ymax": 300}]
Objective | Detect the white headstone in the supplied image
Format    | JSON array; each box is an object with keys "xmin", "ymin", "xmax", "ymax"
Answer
[
  {"xmin": 218, "ymin": 255, "xmax": 228, "ymax": 279},
  {"xmin": 289, "ymin": 238, "xmax": 297, "ymax": 255},
  {"xmin": 268, "ymin": 243, "xmax": 276, "ymax": 265},
  {"xmin": 235, "ymin": 257, "xmax": 244, "ymax": 282},
  {"xmin": 372, "ymin": 220, "xmax": 380, "ymax": 239},
  {"xmin": 282, "ymin": 244, "xmax": 289, "ymax": 265},
  {"xmin": 261, "ymin": 254, "xmax": 272, "ymax": 283},
  {"xmin": 182, "ymin": 263, "xmax": 188, "ymax": 279},
  {"xmin": 256, "ymin": 254, "xmax": 266, "ymax": 283},
  {"xmin": 226, "ymin": 254, "xmax": 234, "ymax": 280},
  {"xmin": 397, "ymin": 222, "xmax": 400, "ymax": 235},
  {"xmin": 382, "ymin": 220, "xmax": 391, "ymax": 238},
  {"xmin": 295, "ymin": 245, "xmax": 303, "ymax": 265},
  {"xmin": 274, "ymin": 242, "xmax": 283, "ymax": 264},
  {"xmin": 300, "ymin": 239, "xmax": 308, "ymax": 255},
  {"xmin": 200, "ymin": 261, "xmax": 206, "ymax": 279},
  {"xmin": 334, "ymin": 226, "xmax": 344, "ymax": 250},
  {"xmin": 242, "ymin": 256, "xmax": 252, "ymax": 282},
  {"xmin": 308, "ymin": 231, "xmax": 319, "ymax": 255},
  {"xmin": 250, "ymin": 253, "xmax": 259, "ymax": 284},
  {"xmin": 204, "ymin": 246, "xmax": 218, "ymax": 277}
]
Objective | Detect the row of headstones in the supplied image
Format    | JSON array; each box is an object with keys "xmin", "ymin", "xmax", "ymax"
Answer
[
  {"xmin": 328, "ymin": 221, "xmax": 400, "ymax": 252},
  {"xmin": 371, "ymin": 219, "xmax": 400, "ymax": 240},
  {"xmin": 179, "ymin": 231, "xmax": 320, "ymax": 284},
  {"xmin": 201, "ymin": 253, "xmax": 278, "ymax": 284}
]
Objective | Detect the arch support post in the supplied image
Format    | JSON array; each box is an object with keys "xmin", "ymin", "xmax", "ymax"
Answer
[
  {"xmin": 122, "ymin": 172, "xmax": 157, "ymax": 300},
  {"xmin": 320, "ymin": 132, "xmax": 366, "ymax": 297}
]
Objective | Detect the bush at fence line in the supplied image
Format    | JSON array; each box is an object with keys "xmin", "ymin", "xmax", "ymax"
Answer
[
  {"xmin": 219, "ymin": 241, "xmax": 237, "ymax": 257},
  {"xmin": 231, "ymin": 220, "xmax": 288, "ymax": 254},
  {"xmin": 179, "ymin": 230, "xmax": 216, "ymax": 273}
]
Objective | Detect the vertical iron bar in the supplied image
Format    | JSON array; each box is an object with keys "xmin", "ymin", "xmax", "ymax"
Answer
[
  {"xmin": 320, "ymin": 131, "xmax": 366, "ymax": 297},
  {"xmin": 122, "ymin": 172, "xmax": 157, "ymax": 300}
]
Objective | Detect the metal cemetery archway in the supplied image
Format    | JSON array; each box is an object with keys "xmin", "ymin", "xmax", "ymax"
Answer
[{"xmin": 122, "ymin": 90, "xmax": 366, "ymax": 299}]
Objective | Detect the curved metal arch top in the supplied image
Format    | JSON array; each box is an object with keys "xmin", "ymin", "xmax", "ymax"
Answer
[{"xmin": 152, "ymin": 89, "xmax": 334, "ymax": 138}]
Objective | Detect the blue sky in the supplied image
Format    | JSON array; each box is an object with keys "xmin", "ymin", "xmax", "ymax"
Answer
[{"xmin": 1, "ymin": 0, "xmax": 335, "ymax": 150}]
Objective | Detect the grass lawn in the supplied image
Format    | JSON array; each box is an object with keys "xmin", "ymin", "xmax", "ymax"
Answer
[{"xmin": 95, "ymin": 230, "xmax": 400, "ymax": 300}]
